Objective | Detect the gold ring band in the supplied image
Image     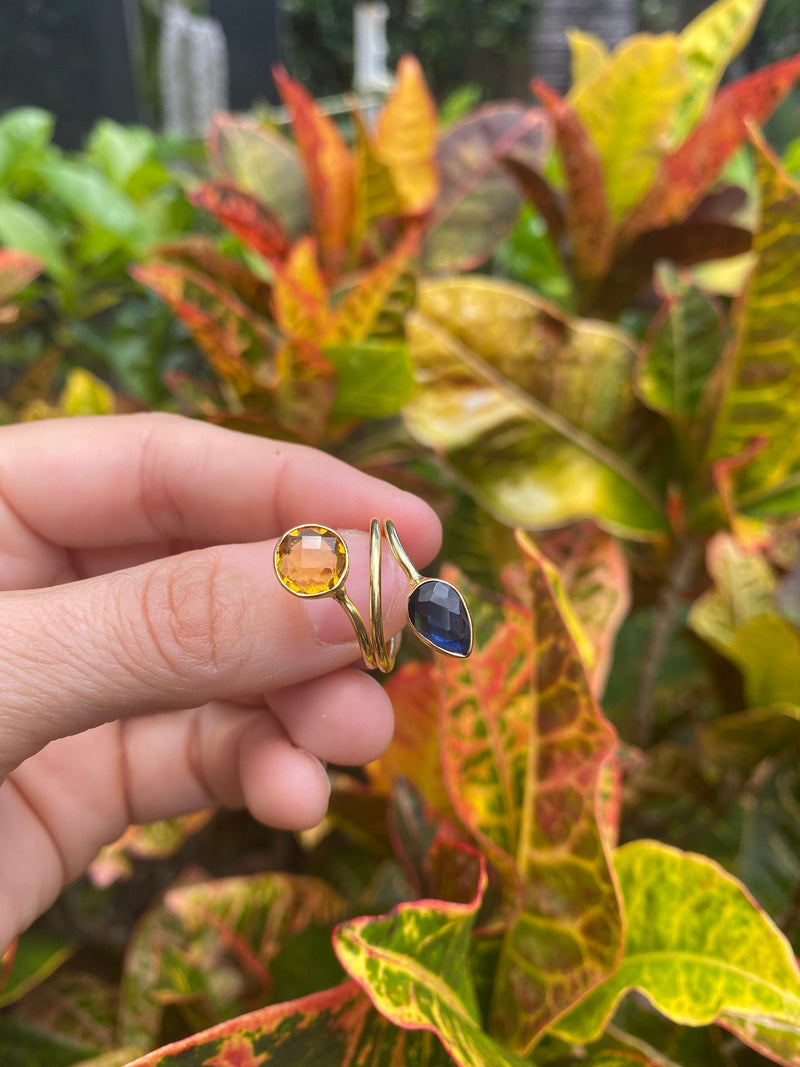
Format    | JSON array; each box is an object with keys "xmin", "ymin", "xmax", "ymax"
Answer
[{"xmin": 273, "ymin": 520, "xmax": 472, "ymax": 672}]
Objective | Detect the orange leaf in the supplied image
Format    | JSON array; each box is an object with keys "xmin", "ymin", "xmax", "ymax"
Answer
[
  {"xmin": 273, "ymin": 66, "xmax": 356, "ymax": 277},
  {"xmin": 189, "ymin": 182, "xmax": 290, "ymax": 265},
  {"xmin": 367, "ymin": 661, "xmax": 453, "ymax": 818},
  {"xmin": 532, "ymin": 79, "xmax": 614, "ymax": 286},
  {"xmin": 373, "ymin": 55, "xmax": 439, "ymax": 216},
  {"xmin": 133, "ymin": 261, "xmax": 274, "ymax": 394},
  {"xmin": 623, "ymin": 51, "xmax": 800, "ymax": 240},
  {"xmin": 272, "ymin": 237, "xmax": 333, "ymax": 344},
  {"xmin": 327, "ymin": 226, "xmax": 420, "ymax": 344}
]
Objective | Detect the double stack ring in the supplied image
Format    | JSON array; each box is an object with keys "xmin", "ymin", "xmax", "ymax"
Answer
[{"xmin": 273, "ymin": 519, "xmax": 473, "ymax": 673}]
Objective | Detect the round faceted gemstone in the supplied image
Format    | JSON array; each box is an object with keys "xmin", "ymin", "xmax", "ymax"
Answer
[
  {"xmin": 407, "ymin": 579, "xmax": 472, "ymax": 657},
  {"xmin": 274, "ymin": 525, "xmax": 348, "ymax": 596}
]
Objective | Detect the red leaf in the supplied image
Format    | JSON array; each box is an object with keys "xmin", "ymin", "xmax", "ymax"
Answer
[
  {"xmin": 500, "ymin": 155, "xmax": 565, "ymax": 244},
  {"xmin": 532, "ymin": 79, "xmax": 614, "ymax": 286},
  {"xmin": 189, "ymin": 182, "xmax": 290, "ymax": 265},
  {"xmin": 273, "ymin": 66, "xmax": 356, "ymax": 277},
  {"xmin": 624, "ymin": 51, "xmax": 800, "ymax": 239}
]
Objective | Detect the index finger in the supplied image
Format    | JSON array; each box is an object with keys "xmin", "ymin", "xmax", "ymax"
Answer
[{"xmin": 0, "ymin": 412, "xmax": 441, "ymax": 560}]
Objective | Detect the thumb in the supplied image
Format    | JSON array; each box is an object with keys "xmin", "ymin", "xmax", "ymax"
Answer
[{"xmin": 0, "ymin": 531, "xmax": 411, "ymax": 775}]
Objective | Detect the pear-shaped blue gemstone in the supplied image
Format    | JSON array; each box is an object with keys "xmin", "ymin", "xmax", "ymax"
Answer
[{"xmin": 408, "ymin": 579, "xmax": 472, "ymax": 657}]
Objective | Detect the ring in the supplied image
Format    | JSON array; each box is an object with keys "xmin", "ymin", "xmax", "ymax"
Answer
[{"xmin": 273, "ymin": 520, "xmax": 473, "ymax": 672}]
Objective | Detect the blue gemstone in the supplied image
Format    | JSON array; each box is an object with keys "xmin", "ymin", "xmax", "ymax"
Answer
[{"xmin": 408, "ymin": 580, "xmax": 472, "ymax": 657}]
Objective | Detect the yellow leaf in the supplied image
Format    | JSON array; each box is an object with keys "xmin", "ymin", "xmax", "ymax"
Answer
[
  {"xmin": 567, "ymin": 28, "xmax": 608, "ymax": 88},
  {"xmin": 569, "ymin": 35, "xmax": 689, "ymax": 222},
  {"xmin": 373, "ymin": 55, "xmax": 439, "ymax": 215},
  {"xmin": 59, "ymin": 369, "xmax": 116, "ymax": 416},
  {"xmin": 677, "ymin": 0, "xmax": 765, "ymax": 139},
  {"xmin": 272, "ymin": 237, "xmax": 333, "ymax": 343}
]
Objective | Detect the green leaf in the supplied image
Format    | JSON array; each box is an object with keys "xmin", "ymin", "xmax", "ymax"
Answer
[
  {"xmin": 0, "ymin": 929, "xmax": 75, "ymax": 1008},
  {"xmin": 554, "ymin": 840, "xmax": 800, "ymax": 1066},
  {"xmin": 325, "ymin": 341, "xmax": 414, "ymax": 419},
  {"xmin": 738, "ymin": 759, "xmax": 800, "ymax": 927},
  {"xmin": 37, "ymin": 161, "xmax": 145, "ymax": 246},
  {"xmin": 334, "ymin": 861, "xmax": 531, "ymax": 1067},
  {"xmin": 436, "ymin": 552, "xmax": 621, "ymax": 1051},
  {"xmin": 403, "ymin": 277, "xmax": 665, "ymax": 537},
  {"xmin": 0, "ymin": 107, "xmax": 54, "ymax": 181},
  {"xmin": 0, "ymin": 197, "xmax": 68, "ymax": 279},
  {"xmin": 0, "ymin": 1017, "xmax": 93, "ymax": 1067},
  {"xmin": 727, "ymin": 614, "xmax": 800, "ymax": 706},
  {"xmin": 121, "ymin": 981, "xmax": 456, "ymax": 1066},
  {"xmin": 709, "ymin": 132, "xmax": 800, "ymax": 509},
  {"xmin": 635, "ymin": 282, "xmax": 727, "ymax": 423},
  {"xmin": 86, "ymin": 119, "xmax": 157, "ymax": 191},
  {"xmin": 677, "ymin": 0, "xmax": 765, "ymax": 140},
  {"xmin": 120, "ymin": 873, "xmax": 345, "ymax": 1048}
]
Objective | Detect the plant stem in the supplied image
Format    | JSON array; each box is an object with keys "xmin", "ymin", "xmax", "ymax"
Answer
[{"xmin": 635, "ymin": 535, "xmax": 703, "ymax": 749}]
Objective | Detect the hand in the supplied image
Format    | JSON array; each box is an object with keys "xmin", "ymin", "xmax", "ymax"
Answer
[{"xmin": 0, "ymin": 413, "xmax": 441, "ymax": 951}]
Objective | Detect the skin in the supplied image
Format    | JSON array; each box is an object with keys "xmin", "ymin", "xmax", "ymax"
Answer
[{"xmin": 0, "ymin": 412, "xmax": 441, "ymax": 953}]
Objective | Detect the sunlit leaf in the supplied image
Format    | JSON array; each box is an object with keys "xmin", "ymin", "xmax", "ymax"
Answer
[
  {"xmin": 206, "ymin": 113, "xmax": 309, "ymax": 237},
  {"xmin": 0, "ymin": 106, "xmax": 54, "ymax": 180},
  {"xmin": 271, "ymin": 237, "xmax": 332, "ymax": 344},
  {"xmin": 373, "ymin": 55, "xmax": 438, "ymax": 216},
  {"xmin": 708, "ymin": 131, "xmax": 800, "ymax": 515},
  {"xmin": 568, "ymin": 35, "xmax": 688, "ymax": 222},
  {"xmin": 625, "ymin": 52, "xmax": 800, "ymax": 240},
  {"xmin": 434, "ymin": 547, "xmax": 620, "ymax": 1050},
  {"xmin": 403, "ymin": 277, "xmax": 665, "ymax": 536},
  {"xmin": 350, "ymin": 109, "xmax": 402, "ymax": 250},
  {"xmin": 120, "ymin": 873, "xmax": 345, "ymax": 1049},
  {"xmin": 532, "ymin": 82, "xmax": 613, "ymax": 287},
  {"xmin": 567, "ymin": 29, "xmax": 609, "ymax": 87},
  {"xmin": 274, "ymin": 67, "xmax": 355, "ymax": 276},
  {"xmin": 189, "ymin": 182, "xmax": 290, "ymax": 265},
  {"xmin": 554, "ymin": 840, "xmax": 800, "ymax": 1065},
  {"xmin": 425, "ymin": 104, "xmax": 551, "ymax": 274},
  {"xmin": 335, "ymin": 858, "xmax": 531, "ymax": 1067},
  {"xmin": 677, "ymin": 0, "xmax": 765, "ymax": 139},
  {"xmin": 58, "ymin": 369, "xmax": 116, "ymax": 416},
  {"xmin": 123, "ymin": 980, "xmax": 456, "ymax": 1066}
]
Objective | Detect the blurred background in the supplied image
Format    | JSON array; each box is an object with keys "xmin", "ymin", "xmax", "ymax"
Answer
[{"xmin": 2, "ymin": 0, "xmax": 799, "ymax": 149}]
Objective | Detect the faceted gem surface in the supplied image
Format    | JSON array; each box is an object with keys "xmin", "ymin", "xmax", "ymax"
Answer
[
  {"xmin": 407, "ymin": 579, "xmax": 472, "ymax": 657},
  {"xmin": 275, "ymin": 525, "xmax": 348, "ymax": 596}
]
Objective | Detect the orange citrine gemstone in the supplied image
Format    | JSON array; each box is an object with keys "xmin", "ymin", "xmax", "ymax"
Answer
[{"xmin": 274, "ymin": 525, "xmax": 348, "ymax": 596}]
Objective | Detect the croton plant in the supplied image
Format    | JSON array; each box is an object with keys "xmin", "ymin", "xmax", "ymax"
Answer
[{"xmin": 5, "ymin": 0, "xmax": 800, "ymax": 1064}]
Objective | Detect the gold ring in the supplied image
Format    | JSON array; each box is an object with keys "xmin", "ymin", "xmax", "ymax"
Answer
[{"xmin": 273, "ymin": 520, "xmax": 472, "ymax": 672}]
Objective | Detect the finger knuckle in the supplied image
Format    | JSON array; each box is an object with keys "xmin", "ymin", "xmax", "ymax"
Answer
[{"xmin": 138, "ymin": 552, "xmax": 247, "ymax": 684}]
